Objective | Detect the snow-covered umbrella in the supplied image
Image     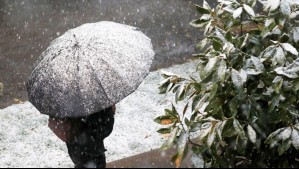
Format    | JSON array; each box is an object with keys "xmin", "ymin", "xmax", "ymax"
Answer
[{"xmin": 26, "ymin": 21, "xmax": 155, "ymax": 118}]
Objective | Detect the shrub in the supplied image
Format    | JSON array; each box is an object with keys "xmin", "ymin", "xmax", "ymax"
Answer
[{"xmin": 155, "ymin": 0, "xmax": 299, "ymax": 167}]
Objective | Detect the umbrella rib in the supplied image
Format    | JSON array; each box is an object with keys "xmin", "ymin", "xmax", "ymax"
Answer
[
  {"xmin": 85, "ymin": 45, "xmax": 133, "ymax": 82},
  {"xmin": 31, "ymin": 43, "xmax": 73, "ymax": 76},
  {"xmin": 85, "ymin": 46, "xmax": 137, "ymax": 96},
  {"xmin": 86, "ymin": 57, "xmax": 112, "ymax": 104},
  {"xmin": 74, "ymin": 47, "xmax": 86, "ymax": 113}
]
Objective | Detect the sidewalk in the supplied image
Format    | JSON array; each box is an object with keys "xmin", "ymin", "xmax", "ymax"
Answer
[{"xmin": 0, "ymin": 60, "xmax": 197, "ymax": 168}]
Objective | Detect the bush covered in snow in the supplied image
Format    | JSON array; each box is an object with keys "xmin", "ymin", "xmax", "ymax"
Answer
[{"xmin": 156, "ymin": 0, "xmax": 299, "ymax": 167}]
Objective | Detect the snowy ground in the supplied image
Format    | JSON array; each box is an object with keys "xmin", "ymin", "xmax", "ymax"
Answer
[{"xmin": 0, "ymin": 61, "xmax": 198, "ymax": 168}]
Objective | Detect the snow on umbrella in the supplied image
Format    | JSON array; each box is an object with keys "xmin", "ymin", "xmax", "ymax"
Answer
[{"xmin": 26, "ymin": 21, "xmax": 155, "ymax": 118}]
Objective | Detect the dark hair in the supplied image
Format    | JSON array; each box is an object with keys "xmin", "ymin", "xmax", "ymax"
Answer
[{"xmin": 68, "ymin": 106, "xmax": 115, "ymax": 138}]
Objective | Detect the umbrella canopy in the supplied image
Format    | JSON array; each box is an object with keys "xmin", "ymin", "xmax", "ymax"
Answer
[{"xmin": 27, "ymin": 21, "xmax": 155, "ymax": 118}]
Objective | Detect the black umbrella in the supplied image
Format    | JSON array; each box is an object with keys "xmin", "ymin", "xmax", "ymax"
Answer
[{"xmin": 27, "ymin": 21, "xmax": 155, "ymax": 118}]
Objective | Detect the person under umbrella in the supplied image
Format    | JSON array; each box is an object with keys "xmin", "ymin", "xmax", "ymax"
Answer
[
  {"xmin": 48, "ymin": 105, "xmax": 115, "ymax": 168},
  {"xmin": 26, "ymin": 21, "xmax": 155, "ymax": 168}
]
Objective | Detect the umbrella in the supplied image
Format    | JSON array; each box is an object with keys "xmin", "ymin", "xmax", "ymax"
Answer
[{"xmin": 26, "ymin": 21, "xmax": 155, "ymax": 118}]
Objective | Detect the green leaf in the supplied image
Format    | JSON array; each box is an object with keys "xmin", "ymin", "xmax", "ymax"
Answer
[
  {"xmin": 260, "ymin": 45, "xmax": 276, "ymax": 60},
  {"xmin": 203, "ymin": 0, "xmax": 211, "ymax": 10},
  {"xmin": 277, "ymin": 127, "xmax": 292, "ymax": 141},
  {"xmin": 269, "ymin": 95, "xmax": 280, "ymax": 112},
  {"xmin": 247, "ymin": 0, "xmax": 257, "ymax": 6},
  {"xmin": 278, "ymin": 18, "xmax": 286, "ymax": 27},
  {"xmin": 207, "ymin": 127, "xmax": 216, "ymax": 148},
  {"xmin": 231, "ymin": 69, "xmax": 244, "ymax": 92},
  {"xmin": 280, "ymin": 1, "xmax": 291, "ymax": 16},
  {"xmin": 279, "ymin": 33, "xmax": 289, "ymax": 43},
  {"xmin": 241, "ymin": 33, "xmax": 250, "ymax": 49},
  {"xmin": 193, "ymin": 93, "xmax": 209, "ymax": 113},
  {"xmin": 243, "ymin": 4, "xmax": 255, "ymax": 16},
  {"xmin": 154, "ymin": 115, "xmax": 175, "ymax": 125},
  {"xmin": 265, "ymin": 18, "xmax": 275, "ymax": 27},
  {"xmin": 262, "ymin": 0, "xmax": 280, "ymax": 12},
  {"xmin": 172, "ymin": 104, "xmax": 178, "ymax": 116},
  {"xmin": 203, "ymin": 57, "xmax": 219, "ymax": 78},
  {"xmin": 166, "ymin": 83, "xmax": 175, "ymax": 93},
  {"xmin": 286, "ymin": 62, "xmax": 299, "ymax": 73},
  {"xmin": 225, "ymin": 32, "xmax": 233, "ymax": 42},
  {"xmin": 287, "ymin": 106, "xmax": 299, "ymax": 117},
  {"xmin": 174, "ymin": 132, "xmax": 189, "ymax": 168},
  {"xmin": 272, "ymin": 47, "xmax": 286, "ymax": 66},
  {"xmin": 272, "ymin": 76, "xmax": 283, "ymax": 93},
  {"xmin": 272, "ymin": 75, "xmax": 282, "ymax": 83},
  {"xmin": 207, "ymin": 98, "xmax": 223, "ymax": 117},
  {"xmin": 251, "ymin": 56, "xmax": 265, "ymax": 72},
  {"xmin": 209, "ymin": 84, "xmax": 218, "ymax": 101},
  {"xmin": 216, "ymin": 122, "xmax": 223, "ymax": 141},
  {"xmin": 278, "ymin": 139, "xmax": 291, "ymax": 156},
  {"xmin": 190, "ymin": 122, "xmax": 202, "ymax": 132},
  {"xmin": 293, "ymin": 79, "xmax": 299, "ymax": 92},
  {"xmin": 172, "ymin": 85, "xmax": 180, "ymax": 93},
  {"xmin": 239, "ymin": 69, "xmax": 247, "ymax": 84},
  {"xmin": 200, "ymin": 14, "xmax": 211, "ymax": 21},
  {"xmin": 217, "ymin": 60, "xmax": 227, "ymax": 83},
  {"xmin": 192, "ymin": 95, "xmax": 202, "ymax": 112},
  {"xmin": 157, "ymin": 127, "xmax": 172, "ymax": 134},
  {"xmin": 281, "ymin": 43, "xmax": 298, "ymax": 56},
  {"xmin": 190, "ymin": 19, "xmax": 209, "ymax": 28},
  {"xmin": 176, "ymin": 85, "xmax": 186, "ymax": 102},
  {"xmin": 184, "ymin": 118, "xmax": 191, "ymax": 127},
  {"xmin": 182, "ymin": 103, "xmax": 189, "ymax": 116},
  {"xmin": 233, "ymin": 7, "xmax": 243, "ymax": 19},
  {"xmin": 165, "ymin": 108, "xmax": 178, "ymax": 117},
  {"xmin": 261, "ymin": 22, "xmax": 276, "ymax": 39},
  {"xmin": 194, "ymin": 3, "xmax": 210, "ymax": 14},
  {"xmin": 233, "ymin": 119, "xmax": 247, "ymax": 139},
  {"xmin": 223, "ymin": 5, "xmax": 235, "ymax": 14},
  {"xmin": 293, "ymin": 27, "xmax": 299, "ymax": 43},
  {"xmin": 265, "ymin": 128, "xmax": 285, "ymax": 144},
  {"xmin": 215, "ymin": 28, "xmax": 226, "ymax": 42},
  {"xmin": 161, "ymin": 127, "xmax": 179, "ymax": 150},
  {"xmin": 275, "ymin": 67, "xmax": 299, "ymax": 79},
  {"xmin": 247, "ymin": 125, "xmax": 257, "ymax": 144},
  {"xmin": 213, "ymin": 39, "xmax": 222, "ymax": 51},
  {"xmin": 291, "ymin": 128, "xmax": 299, "ymax": 150},
  {"xmin": 204, "ymin": 21, "xmax": 212, "ymax": 35},
  {"xmin": 222, "ymin": 118, "xmax": 236, "ymax": 137},
  {"xmin": 196, "ymin": 38, "xmax": 209, "ymax": 50},
  {"xmin": 158, "ymin": 78, "xmax": 170, "ymax": 94},
  {"xmin": 229, "ymin": 96, "xmax": 239, "ymax": 117}
]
